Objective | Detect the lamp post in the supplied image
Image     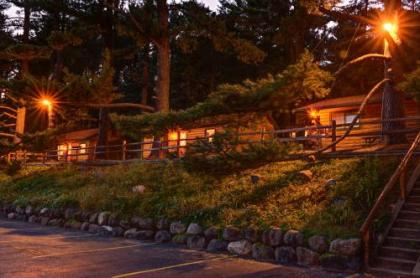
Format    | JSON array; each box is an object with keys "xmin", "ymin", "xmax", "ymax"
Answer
[{"xmin": 40, "ymin": 98, "xmax": 54, "ymax": 128}]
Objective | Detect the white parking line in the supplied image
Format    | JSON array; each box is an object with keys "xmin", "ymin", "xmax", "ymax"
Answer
[
  {"xmin": 112, "ymin": 255, "xmax": 235, "ymax": 278},
  {"xmin": 32, "ymin": 243, "xmax": 156, "ymax": 259}
]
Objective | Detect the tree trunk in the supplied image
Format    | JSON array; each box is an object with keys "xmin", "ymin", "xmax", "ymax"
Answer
[
  {"xmin": 155, "ymin": 0, "xmax": 170, "ymax": 112},
  {"xmin": 141, "ymin": 45, "xmax": 150, "ymax": 105},
  {"xmin": 381, "ymin": 0, "xmax": 405, "ymax": 144},
  {"xmin": 21, "ymin": 0, "xmax": 31, "ymax": 76}
]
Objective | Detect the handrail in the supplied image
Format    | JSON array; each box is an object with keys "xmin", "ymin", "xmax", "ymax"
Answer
[{"xmin": 359, "ymin": 131, "xmax": 420, "ymax": 267}]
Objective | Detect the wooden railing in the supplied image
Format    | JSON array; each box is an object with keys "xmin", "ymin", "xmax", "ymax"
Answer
[
  {"xmin": 360, "ymin": 131, "xmax": 420, "ymax": 267},
  {"xmin": 6, "ymin": 116, "xmax": 420, "ymax": 165}
]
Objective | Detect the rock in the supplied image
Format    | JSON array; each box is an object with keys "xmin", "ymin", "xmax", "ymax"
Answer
[
  {"xmin": 80, "ymin": 212, "xmax": 91, "ymax": 222},
  {"xmin": 16, "ymin": 214, "xmax": 26, "ymax": 221},
  {"xmin": 156, "ymin": 218, "xmax": 169, "ymax": 230},
  {"xmin": 170, "ymin": 222, "xmax": 186, "ymax": 234},
  {"xmin": 135, "ymin": 230, "xmax": 155, "ymax": 240},
  {"xmin": 250, "ymin": 175, "xmax": 261, "ymax": 184},
  {"xmin": 97, "ymin": 211, "xmax": 111, "ymax": 226},
  {"xmin": 296, "ymin": 247, "xmax": 320, "ymax": 266},
  {"xmin": 186, "ymin": 223, "xmax": 202, "ymax": 235},
  {"xmin": 112, "ymin": 227, "xmax": 125, "ymax": 237},
  {"xmin": 80, "ymin": 222, "xmax": 90, "ymax": 231},
  {"xmin": 204, "ymin": 226, "xmax": 220, "ymax": 240},
  {"xmin": 155, "ymin": 230, "xmax": 171, "ymax": 243},
  {"xmin": 64, "ymin": 208, "xmax": 79, "ymax": 220},
  {"xmin": 40, "ymin": 217, "xmax": 50, "ymax": 226},
  {"xmin": 88, "ymin": 224, "xmax": 101, "ymax": 234},
  {"xmin": 207, "ymin": 239, "xmax": 228, "ymax": 252},
  {"xmin": 262, "ymin": 228, "xmax": 283, "ymax": 247},
  {"xmin": 172, "ymin": 234, "xmax": 188, "ymax": 244},
  {"xmin": 187, "ymin": 235, "xmax": 207, "ymax": 250},
  {"xmin": 308, "ymin": 235, "xmax": 328, "ymax": 253},
  {"xmin": 222, "ymin": 226, "xmax": 241, "ymax": 241},
  {"xmin": 15, "ymin": 206, "xmax": 24, "ymax": 214},
  {"xmin": 132, "ymin": 218, "xmax": 154, "ymax": 230},
  {"xmin": 40, "ymin": 208, "xmax": 49, "ymax": 216},
  {"xmin": 108, "ymin": 213, "xmax": 121, "ymax": 227},
  {"xmin": 275, "ymin": 247, "xmax": 297, "ymax": 264},
  {"xmin": 124, "ymin": 228, "xmax": 138, "ymax": 239},
  {"xmin": 242, "ymin": 227, "xmax": 259, "ymax": 243},
  {"xmin": 98, "ymin": 226, "xmax": 113, "ymax": 236},
  {"xmin": 132, "ymin": 185, "xmax": 146, "ymax": 194},
  {"xmin": 48, "ymin": 219, "xmax": 63, "ymax": 227},
  {"xmin": 283, "ymin": 230, "xmax": 304, "ymax": 247},
  {"xmin": 252, "ymin": 243, "xmax": 275, "ymax": 261},
  {"xmin": 119, "ymin": 219, "xmax": 131, "ymax": 230},
  {"xmin": 329, "ymin": 238, "xmax": 361, "ymax": 257},
  {"xmin": 298, "ymin": 170, "xmax": 313, "ymax": 181},
  {"xmin": 320, "ymin": 253, "xmax": 349, "ymax": 270},
  {"xmin": 325, "ymin": 179, "xmax": 337, "ymax": 189},
  {"xmin": 25, "ymin": 205, "xmax": 33, "ymax": 216},
  {"xmin": 89, "ymin": 213, "xmax": 99, "ymax": 224},
  {"xmin": 28, "ymin": 215, "xmax": 38, "ymax": 223},
  {"xmin": 7, "ymin": 212, "xmax": 16, "ymax": 219},
  {"xmin": 227, "ymin": 240, "xmax": 252, "ymax": 256},
  {"xmin": 70, "ymin": 221, "xmax": 82, "ymax": 230}
]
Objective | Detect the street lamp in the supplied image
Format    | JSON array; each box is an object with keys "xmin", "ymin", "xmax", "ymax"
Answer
[{"xmin": 39, "ymin": 98, "xmax": 54, "ymax": 128}]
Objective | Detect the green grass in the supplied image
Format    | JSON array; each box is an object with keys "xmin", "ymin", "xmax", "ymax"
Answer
[{"xmin": 0, "ymin": 157, "xmax": 398, "ymax": 239}]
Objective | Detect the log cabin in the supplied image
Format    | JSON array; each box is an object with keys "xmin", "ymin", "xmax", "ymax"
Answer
[{"xmin": 294, "ymin": 94, "xmax": 420, "ymax": 150}]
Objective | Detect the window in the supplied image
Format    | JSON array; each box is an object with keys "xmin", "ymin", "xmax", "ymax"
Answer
[
  {"xmin": 331, "ymin": 110, "xmax": 359, "ymax": 128},
  {"xmin": 205, "ymin": 129, "xmax": 216, "ymax": 142}
]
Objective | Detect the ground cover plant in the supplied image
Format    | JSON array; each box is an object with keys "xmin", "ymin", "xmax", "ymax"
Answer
[{"xmin": 0, "ymin": 157, "xmax": 398, "ymax": 239}]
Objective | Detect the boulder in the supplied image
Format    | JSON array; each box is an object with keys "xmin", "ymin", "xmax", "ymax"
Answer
[
  {"xmin": 70, "ymin": 221, "xmax": 82, "ymax": 230},
  {"xmin": 156, "ymin": 218, "xmax": 169, "ymax": 230},
  {"xmin": 131, "ymin": 217, "xmax": 154, "ymax": 230},
  {"xmin": 40, "ymin": 208, "xmax": 49, "ymax": 216},
  {"xmin": 80, "ymin": 222, "xmax": 90, "ymax": 231},
  {"xmin": 155, "ymin": 230, "xmax": 172, "ymax": 243},
  {"xmin": 170, "ymin": 222, "xmax": 186, "ymax": 234},
  {"xmin": 124, "ymin": 228, "xmax": 138, "ymax": 239},
  {"xmin": 172, "ymin": 234, "xmax": 188, "ymax": 244},
  {"xmin": 64, "ymin": 208, "xmax": 80, "ymax": 220},
  {"xmin": 298, "ymin": 170, "xmax": 313, "ymax": 181},
  {"xmin": 89, "ymin": 213, "xmax": 99, "ymax": 224},
  {"xmin": 40, "ymin": 217, "xmax": 50, "ymax": 226},
  {"xmin": 308, "ymin": 235, "xmax": 328, "ymax": 253},
  {"xmin": 207, "ymin": 239, "xmax": 228, "ymax": 252},
  {"xmin": 15, "ymin": 206, "xmax": 24, "ymax": 214},
  {"xmin": 320, "ymin": 253, "xmax": 349, "ymax": 270},
  {"xmin": 98, "ymin": 226, "xmax": 114, "ymax": 237},
  {"xmin": 242, "ymin": 227, "xmax": 259, "ymax": 243},
  {"xmin": 262, "ymin": 228, "xmax": 283, "ymax": 247},
  {"xmin": 119, "ymin": 219, "xmax": 131, "ymax": 230},
  {"xmin": 283, "ymin": 230, "xmax": 304, "ymax": 247},
  {"xmin": 296, "ymin": 247, "xmax": 320, "ymax": 266},
  {"xmin": 275, "ymin": 247, "xmax": 297, "ymax": 264},
  {"xmin": 112, "ymin": 227, "xmax": 125, "ymax": 237},
  {"xmin": 187, "ymin": 235, "xmax": 207, "ymax": 250},
  {"xmin": 25, "ymin": 205, "xmax": 33, "ymax": 216},
  {"xmin": 252, "ymin": 243, "xmax": 275, "ymax": 261},
  {"xmin": 108, "ymin": 213, "xmax": 121, "ymax": 227},
  {"xmin": 97, "ymin": 212, "xmax": 111, "ymax": 226},
  {"xmin": 186, "ymin": 223, "xmax": 202, "ymax": 235},
  {"xmin": 222, "ymin": 226, "xmax": 241, "ymax": 241},
  {"xmin": 329, "ymin": 238, "xmax": 361, "ymax": 257},
  {"xmin": 134, "ymin": 230, "xmax": 155, "ymax": 240},
  {"xmin": 28, "ymin": 215, "xmax": 38, "ymax": 223},
  {"xmin": 227, "ymin": 240, "xmax": 252, "ymax": 256},
  {"xmin": 88, "ymin": 224, "xmax": 101, "ymax": 234},
  {"xmin": 204, "ymin": 226, "xmax": 220, "ymax": 240},
  {"xmin": 7, "ymin": 212, "xmax": 16, "ymax": 219},
  {"xmin": 16, "ymin": 214, "xmax": 26, "ymax": 221},
  {"xmin": 80, "ymin": 212, "xmax": 91, "ymax": 222},
  {"xmin": 48, "ymin": 219, "xmax": 63, "ymax": 227}
]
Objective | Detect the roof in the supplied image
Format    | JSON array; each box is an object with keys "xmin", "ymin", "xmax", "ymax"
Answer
[
  {"xmin": 294, "ymin": 94, "xmax": 382, "ymax": 112},
  {"xmin": 57, "ymin": 128, "xmax": 99, "ymax": 142}
]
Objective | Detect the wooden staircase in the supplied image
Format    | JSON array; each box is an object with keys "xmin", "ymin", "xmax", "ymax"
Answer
[
  {"xmin": 370, "ymin": 180, "xmax": 420, "ymax": 277},
  {"xmin": 360, "ymin": 132, "xmax": 420, "ymax": 277}
]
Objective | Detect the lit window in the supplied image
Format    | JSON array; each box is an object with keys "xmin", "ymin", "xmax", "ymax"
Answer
[
  {"xmin": 331, "ymin": 111, "xmax": 359, "ymax": 128},
  {"xmin": 205, "ymin": 129, "xmax": 216, "ymax": 142},
  {"xmin": 179, "ymin": 131, "xmax": 187, "ymax": 147}
]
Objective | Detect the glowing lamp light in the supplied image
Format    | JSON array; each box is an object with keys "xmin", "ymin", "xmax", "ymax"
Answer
[
  {"xmin": 309, "ymin": 110, "xmax": 319, "ymax": 119},
  {"xmin": 383, "ymin": 22, "xmax": 396, "ymax": 33},
  {"xmin": 41, "ymin": 99, "xmax": 52, "ymax": 107}
]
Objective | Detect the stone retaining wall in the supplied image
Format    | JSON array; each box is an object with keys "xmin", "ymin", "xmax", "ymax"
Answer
[{"xmin": 0, "ymin": 203, "xmax": 361, "ymax": 272}]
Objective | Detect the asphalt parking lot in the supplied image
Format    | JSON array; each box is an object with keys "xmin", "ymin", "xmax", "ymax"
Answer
[{"xmin": 0, "ymin": 219, "xmax": 345, "ymax": 278}]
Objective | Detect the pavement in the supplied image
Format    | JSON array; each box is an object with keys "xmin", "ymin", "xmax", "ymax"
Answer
[{"xmin": 0, "ymin": 219, "xmax": 347, "ymax": 278}]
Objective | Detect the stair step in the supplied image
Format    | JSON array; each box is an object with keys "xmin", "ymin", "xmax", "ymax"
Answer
[
  {"xmin": 386, "ymin": 237, "xmax": 420, "ymax": 249},
  {"xmin": 375, "ymin": 256, "xmax": 416, "ymax": 272},
  {"xmin": 405, "ymin": 203, "xmax": 420, "ymax": 212},
  {"xmin": 368, "ymin": 266, "xmax": 416, "ymax": 278},
  {"xmin": 379, "ymin": 246, "xmax": 420, "ymax": 261},
  {"xmin": 395, "ymin": 219, "xmax": 420, "ymax": 229},
  {"xmin": 399, "ymin": 210, "xmax": 420, "ymax": 221},
  {"xmin": 389, "ymin": 227, "xmax": 420, "ymax": 239}
]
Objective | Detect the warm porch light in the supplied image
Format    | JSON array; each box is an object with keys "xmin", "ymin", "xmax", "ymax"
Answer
[
  {"xmin": 309, "ymin": 110, "xmax": 319, "ymax": 119},
  {"xmin": 382, "ymin": 20, "xmax": 400, "ymax": 45}
]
